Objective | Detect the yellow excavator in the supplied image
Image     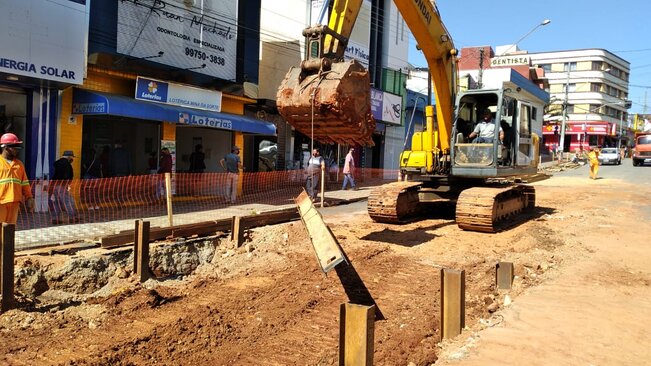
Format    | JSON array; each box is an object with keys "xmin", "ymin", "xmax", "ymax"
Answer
[{"xmin": 277, "ymin": 0, "xmax": 549, "ymax": 232}]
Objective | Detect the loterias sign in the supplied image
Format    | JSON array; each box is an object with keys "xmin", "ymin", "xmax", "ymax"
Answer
[{"xmin": 135, "ymin": 76, "xmax": 222, "ymax": 112}]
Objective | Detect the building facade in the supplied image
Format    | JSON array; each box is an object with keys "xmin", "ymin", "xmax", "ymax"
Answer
[{"xmin": 528, "ymin": 49, "xmax": 631, "ymax": 153}]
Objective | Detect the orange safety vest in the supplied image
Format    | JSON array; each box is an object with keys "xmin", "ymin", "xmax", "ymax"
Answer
[{"xmin": 0, "ymin": 157, "xmax": 32, "ymax": 204}]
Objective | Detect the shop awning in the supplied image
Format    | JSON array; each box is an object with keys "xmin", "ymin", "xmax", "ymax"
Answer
[{"xmin": 71, "ymin": 88, "xmax": 275, "ymax": 135}]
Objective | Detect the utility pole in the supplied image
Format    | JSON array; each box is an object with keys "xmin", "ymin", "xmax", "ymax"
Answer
[
  {"xmin": 558, "ymin": 67, "xmax": 571, "ymax": 155},
  {"xmin": 477, "ymin": 49, "xmax": 484, "ymax": 89}
]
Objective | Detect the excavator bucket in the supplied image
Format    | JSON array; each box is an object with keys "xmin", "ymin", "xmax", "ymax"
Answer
[{"xmin": 276, "ymin": 59, "xmax": 375, "ymax": 146}]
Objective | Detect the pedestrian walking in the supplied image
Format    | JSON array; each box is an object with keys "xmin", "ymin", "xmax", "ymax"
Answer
[
  {"xmin": 587, "ymin": 146, "xmax": 600, "ymax": 180},
  {"xmin": 220, "ymin": 146, "xmax": 242, "ymax": 204},
  {"xmin": 51, "ymin": 150, "xmax": 79, "ymax": 224},
  {"xmin": 342, "ymin": 147, "xmax": 357, "ymax": 190},
  {"xmin": 305, "ymin": 148, "xmax": 325, "ymax": 201},
  {"xmin": 0, "ymin": 133, "xmax": 34, "ymax": 224}
]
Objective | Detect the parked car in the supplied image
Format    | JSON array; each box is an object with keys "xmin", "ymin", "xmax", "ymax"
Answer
[{"xmin": 598, "ymin": 147, "xmax": 621, "ymax": 165}]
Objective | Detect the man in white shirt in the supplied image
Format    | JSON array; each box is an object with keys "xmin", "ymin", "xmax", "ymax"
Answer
[
  {"xmin": 305, "ymin": 148, "xmax": 325, "ymax": 200},
  {"xmin": 469, "ymin": 109, "xmax": 504, "ymax": 143}
]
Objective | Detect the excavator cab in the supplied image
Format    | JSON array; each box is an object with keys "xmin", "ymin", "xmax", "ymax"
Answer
[{"xmin": 451, "ymin": 85, "xmax": 547, "ymax": 179}]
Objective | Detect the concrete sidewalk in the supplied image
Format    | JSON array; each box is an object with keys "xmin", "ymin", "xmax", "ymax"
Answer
[{"xmin": 16, "ymin": 187, "xmax": 373, "ymax": 251}]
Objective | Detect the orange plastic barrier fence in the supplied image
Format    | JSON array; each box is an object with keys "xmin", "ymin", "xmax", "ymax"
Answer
[{"xmin": 15, "ymin": 169, "xmax": 398, "ymax": 231}]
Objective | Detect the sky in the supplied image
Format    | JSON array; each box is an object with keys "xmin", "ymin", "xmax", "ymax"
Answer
[{"xmin": 407, "ymin": 0, "xmax": 651, "ymax": 115}]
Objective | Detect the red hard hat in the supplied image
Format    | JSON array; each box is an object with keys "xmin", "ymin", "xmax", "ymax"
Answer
[{"xmin": 0, "ymin": 133, "xmax": 22, "ymax": 146}]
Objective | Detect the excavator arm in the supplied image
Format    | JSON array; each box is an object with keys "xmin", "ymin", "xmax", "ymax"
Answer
[
  {"xmin": 276, "ymin": 0, "xmax": 456, "ymax": 148},
  {"xmin": 394, "ymin": 0, "xmax": 457, "ymax": 153}
]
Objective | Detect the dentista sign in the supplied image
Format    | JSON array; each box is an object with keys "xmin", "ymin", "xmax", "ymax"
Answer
[{"xmin": 490, "ymin": 55, "xmax": 531, "ymax": 67}]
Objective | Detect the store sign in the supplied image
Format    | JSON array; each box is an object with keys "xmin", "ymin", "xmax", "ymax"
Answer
[
  {"xmin": 370, "ymin": 88, "xmax": 403, "ymax": 125},
  {"xmin": 0, "ymin": 0, "xmax": 89, "ymax": 84},
  {"xmin": 371, "ymin": 88, "xmax": 383, "ymax": 120},
  {"xmin": 117, "ymin": 0, "xmax": 237, "ymax": 81},
  {"xmin": 178, "ymin": 112, "xmax": 233, "ymax": 130},
  {"xmin": 490, "ymin": 55, "xmax": 531, "ymax": 67},
  {"xmin": 135, "ymin": 77, "xmax": 222, "ymax": 112},
  {"xmin": 382, "ymin": 92, "xmax": 403, "ymax": 125},
  {"xmin": 543, "ymin": 123, "xmax": 610, "ymax": 135}
]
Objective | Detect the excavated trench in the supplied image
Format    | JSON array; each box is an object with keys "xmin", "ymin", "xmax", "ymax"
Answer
[{"xmin": 13, "ymin": 235, "xmax": 230, "ymax": 304}]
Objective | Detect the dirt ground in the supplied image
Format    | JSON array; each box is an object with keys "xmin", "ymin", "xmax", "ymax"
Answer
[{"xmin": 1, "ymin": 172, "xmax": 649, "ymax": 365}]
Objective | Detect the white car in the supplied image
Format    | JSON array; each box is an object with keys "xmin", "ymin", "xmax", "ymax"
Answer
[{"xmin": 598, "ymin": 147, "xmax": 621, "ymax": 165}]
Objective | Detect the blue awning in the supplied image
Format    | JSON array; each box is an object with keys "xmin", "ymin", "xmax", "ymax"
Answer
[{"xmin": 72, "ymin": 88, "xmax": 276, "ymax": 135}]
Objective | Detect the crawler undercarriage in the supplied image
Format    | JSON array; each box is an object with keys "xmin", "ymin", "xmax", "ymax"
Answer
[{"xmin": 368, "ymin": 179, "xmax": 535, "ymax": 233}]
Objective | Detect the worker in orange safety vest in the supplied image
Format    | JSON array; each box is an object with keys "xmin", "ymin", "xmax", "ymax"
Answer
[
  {"xmin": 587, "ymin": 146, "xmax": 600, "ymax": 180},
  {"xmin": 0, "ymin": 133, "xmax": 34, "ymax": 224}
]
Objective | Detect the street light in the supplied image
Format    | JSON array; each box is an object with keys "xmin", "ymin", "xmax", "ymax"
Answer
[{"xmin": 498, "ymin": 19, "xmax": 551, "ymax": 56}]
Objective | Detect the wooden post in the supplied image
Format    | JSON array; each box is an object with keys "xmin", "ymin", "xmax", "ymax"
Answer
[
  {"xmin": 133, "ymin": 220, "xmax": 150, "ymax": 283},
  {"xmin": 231, "ymin": 216, "xmax": 244, "ymax": 247},
  {"xmin": 440, "ymin": 268, "xmax": 465, "ymax": 340},
  {"xmin": 339, "ymin": 303, "xmax": 375, "ymax": 366},
  {"xmin": 1, "ymin": 223, "xmax": 16, "ymax": 313},
  {"xmin": 165, "ymin": 172, "xmax": 173, "ymax": 226},
  {"xmin": 496, "ymin": 261, "xmax": 514, "ymax": 290},
  {"xmin": 320, "ymin": 166, "xmax": 325, "ymax": 208}
]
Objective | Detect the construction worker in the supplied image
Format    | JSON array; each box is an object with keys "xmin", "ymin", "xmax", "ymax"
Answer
[
  {"xmin": 587, "ymin": 146, "xmax": 600, "ymax": 180},
  {"xmin": 0, "ymin": 133, "xmax": 34, "ymax": 224}
]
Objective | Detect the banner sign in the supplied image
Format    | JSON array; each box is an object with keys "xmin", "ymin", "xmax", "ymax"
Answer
[
  {"xmin": 0, "ymin": 0, "xmax": 89, "ymax": 84},
  {"xmin": 371, "ymin": 88, "xmax": 383, "ymax": 121},
  {"xmin": 135, "ymin": 76, "xmax": 222, "ymax": 112},
  {"xmin": 117, "ymin": 0, "xmax": 237, "ymax": 81},
  {"xmin": 382, "ymin": 92, "xmax": 403, "ymax": 125},
  {"xmin": 543, "ymin": 123, "xmax": 611, "ymax": 135},
  {"xmin": 370, "ymin": 88, "xmax": 403, "ymax": 125}
]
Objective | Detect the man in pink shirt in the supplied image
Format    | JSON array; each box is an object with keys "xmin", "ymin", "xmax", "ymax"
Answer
[{"xmin": 342, "ymin": 147, "xmax": 357, "ymax": 190}]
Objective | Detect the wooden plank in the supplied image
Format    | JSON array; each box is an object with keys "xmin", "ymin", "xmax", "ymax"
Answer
[
  {"xmin": 240, "ymin": 208, "xmax": 299, "ymax": 228},
  {"xmin": 171, "ymin": 219, "xmax": 231, "ymax": 238},
  {"xmin": 132, "ymin": 221, "xmax": 140, "ymax": 275},
  {"xmin": 496, "ymin": 261, "xmax": 514, "ymax": 290},
  {"xmin": 231, "ymin": 216, "xmax": 244, "ymax": 247},
  {"xmin": 1, "ymin": 223, "xmax": 16, "ymax": 313},
  {"xmin": 295, "ymin": 190, "xmax": 345, "ymax": 273},
  {"xmin": 100, "ymin": 209, "xmax": 300, "ymax": 249},
  {"xmin": 440, "ymin": 268, "xmax": 465, "ymax": 340},
  {"xmin": 134, "ymin": 220, "xmax": 150, "ymax": 283},
  {"xmin": 16, "ymin": 242, "xmax": 99, "ymax": 257},
  {"xmin": 339, "ymin": 303, "xmax": 375, "ymax": 366},
  {"xmin": 101, "ymin": 227, "xmax": 173, "ymax": 249}
]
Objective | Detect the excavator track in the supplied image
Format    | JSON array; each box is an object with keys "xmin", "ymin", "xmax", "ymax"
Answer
[
  {"xmin": 367, "ymin": 181, "xmax": 424, "ymax": 223},
  {"xmin": 455, "ymin": 185, "xmax": 535, "ymax": 233}
]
